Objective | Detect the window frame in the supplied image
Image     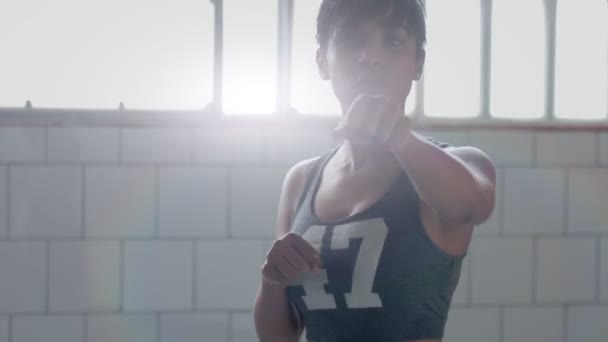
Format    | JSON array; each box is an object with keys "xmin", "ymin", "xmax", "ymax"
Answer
[{"xmin": 0, "ymin": 0, "xmax": 606, "ymax": 127}]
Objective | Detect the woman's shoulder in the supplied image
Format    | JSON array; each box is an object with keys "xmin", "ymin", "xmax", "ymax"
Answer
[
  {"xmin": 279, "ymin": 155, "xmax": 324, "ymax": 223},
  {"xmin": 283, "ymin": 146, "xmax": 337, "ymax": 191},
  {"xmin": 283, "ymin": 156, "xmax": 321, "ymax": 200}
]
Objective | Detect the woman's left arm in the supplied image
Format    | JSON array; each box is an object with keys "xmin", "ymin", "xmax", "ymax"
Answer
[
  {"xmin": 388, "ymin": 127, "xmax": 496, "ymax": 226},
  {"xmin": 333, "ymin": 94, "xmax": 497, "ymax": 226}
]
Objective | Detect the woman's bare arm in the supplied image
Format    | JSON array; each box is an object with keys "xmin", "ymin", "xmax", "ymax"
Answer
[{"xmin": 254, "ymin": 158, "xmax": 316, "ymax": 342}]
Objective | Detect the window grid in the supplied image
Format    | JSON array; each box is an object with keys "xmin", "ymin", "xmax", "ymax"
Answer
[
  {"xmin": 480, "ymin": 0, "xmax": 493, "ymax": 119},
  {"xmin": 212, "ymin": 0, "xmax": 224, "ymax": 114},
  {"xmin": 0, "ymin": 0, "xmax": 605, "ymax": 123},
  {"xmin": 545, "ymin": 0, "xmax": 558, "ymax": 120}
]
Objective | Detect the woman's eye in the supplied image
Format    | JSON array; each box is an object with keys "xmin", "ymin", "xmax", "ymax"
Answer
[
  {"xmin": 387, "ymin": 37, "xmax": 405, "ymax": 47},
  {"xmin": 337, "ymin": 36, "xmax": 361, "ymax": 47}
]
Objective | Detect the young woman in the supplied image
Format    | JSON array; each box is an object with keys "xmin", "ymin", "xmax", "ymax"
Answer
[{"xmin": 254, "ymin": 1, "xmax": 496, "ymax": 341}]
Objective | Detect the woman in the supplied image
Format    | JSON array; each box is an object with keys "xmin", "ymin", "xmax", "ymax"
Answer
[{"xmin": 254, "ymin": 0, "xmax": 496, "ymax": 341}]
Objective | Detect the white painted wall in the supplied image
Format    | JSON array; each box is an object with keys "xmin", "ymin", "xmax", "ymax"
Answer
[{"xmin": 0, "ymin": 123, "xmax": 606, "ymax": 342}]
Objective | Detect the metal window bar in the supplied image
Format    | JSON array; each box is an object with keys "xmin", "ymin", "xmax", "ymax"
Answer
[
  {"xmin": 544, "ymin": 0, "xmax": 557, "ymax": 120},
  {"xmin": 0, "ymin": 0, "xmax": 606, "ymax": 124},
  {"xmin": 210, "ymin": 0, "xmax": 224, "ymax": 114},
  {"xmin": 480, "ymin": 0, "xmax": 493, "ymax": 119},
  {"xmin": 277, "ymin": 0, "xmax": 295, "ymax": 114},
  {"xmin": 411, "ymin": 0, "xmax": 426, "ymax": 119}
]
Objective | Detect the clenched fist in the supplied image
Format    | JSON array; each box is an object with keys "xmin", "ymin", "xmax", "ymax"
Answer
[
  {"xmin": 333, "ymin": 93, "xmax": 412, "ymax": 148},
  {"xmin": 262, "ymin": 232, "xmax": 322, "ymax": 287}
]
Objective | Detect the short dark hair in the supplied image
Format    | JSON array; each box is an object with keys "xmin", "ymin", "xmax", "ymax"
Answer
[{"xmin": 316, "ymin": 0, "xmax": 426, "ymax": 56}]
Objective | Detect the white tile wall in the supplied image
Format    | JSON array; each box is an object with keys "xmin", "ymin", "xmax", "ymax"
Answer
[
  {"xmin": 474, "ymin": 168, "xmax": 502, "ymax": 235},
  {"xmin": 537, "ymin": 238, "xmax": 597, "ymax": 303},
  {"xmin": 504, "ymin": 306, "xmax": 564, "ymax": 342},
  {"xmin": 231, "ymin": 313, "xmax": 258, "ymax": 342},
  {"xmin": 443, "ymin": 308, "xmax": 500, "ymax": 342},
  {"xmin": 49, "ymin": 241, "xmax": 120, "ymax": 312},
  {"xmin": 416, "ymin": 130, "xmax": 470, "ymax": 147},
  {"xmin": 13, "ymin": 315, "xmax": 84, "ymax": 342},
  {"xmin": 600, "ymin": 133, "xmax": 608, "ymax": 166},
  {"xmin": 504, "ymin": 168, "xmax": 565, "ymax": 235},
  {"xmin": 161, "ymin": 313, "xmax": 229, "ymax": 342},
  {"xmin": 471, "ymin": 238, "xmax": 533, "ymax": 304},
  {"xmin": 601, "ymin": 238, "xmax": 608, "ymax": 301},
  {"xmin": 265, "ymin": 128, "xmax": 334, "ymax": 165},
  {"xmin": 87, "ymin": 314, "xmax": 157, "ymax": 342},
  {"xmin": 0, "ymin": 317, "xmax": 7, "ymax": 342},
  {"xmin": 567, "ymin": 306, "xmax": 608, "ymax": 342},
  {"xmin": 568, "ymin": 169, "xmax": 608, "ymax": 233},
  {"xmin": 469, "ymin": 131, "xmax": 534, "ymax": 165},
  {"xmin": 86, "ymin": 167, "xmax": 155, "ymax": 238},
  {"xmin": 122, "ymin": 128, "xmax": 194, "ymax": 164},
  {"xmin": 197, "ymin": 240, "xmax": 265, "ymax": 310},
  {"xmin": 48, "ymin": 127, "xmax": 119, "ymax": 163},
  {"xmin": 231, "ymin": 167, "xmax": 288, "ymax": 238},
  {"xmin": 0, "ymin": 124, "xmax": 605, "ymax": 342},
  {"xmin": 0, "ymin": 242, "xmax": 46, "ymax": 313},
  {"xmin": 0, "ymin": 127, "xmax": 45, "ymax": 162},
  {"xmin": 124, "ymin": 241, "xmax": 193, "ymax": 311},
  {"xmin": 10, "ymin": 166, "xmax": 82, "ymax": 238},
  {"xmin": 195, "ymin": 128, "xmax": 265, "ymax": 165},
  {"xmin": 536, "ymin": 132, "xmax": 597, "ymax": 166},
  {"xmin": 451, "ymin": 255, "xmax": 469, "ymax": 305},
  {"xmin": 159, "ymin": 167, "xmax": 228, "ymax": 237},
  {"xmin": 0, "ymin": 167, "xmax": 6, "ymax": 239}
]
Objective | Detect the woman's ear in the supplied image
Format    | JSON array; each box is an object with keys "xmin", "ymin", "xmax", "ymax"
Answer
[
  {"xmin": 316, "ymin": 48, "xmax": 330, "ymax": 80},
  {"xmin": 415, "ymin": 49, "xmax": 426, "ymax": 80}
]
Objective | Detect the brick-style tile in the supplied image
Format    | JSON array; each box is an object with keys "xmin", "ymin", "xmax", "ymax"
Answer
[
  {"xmin": 469, "ymin": 131, "xmax": 533, "ymax": 165},
  {"xmin": 124, "ymin": 241, "xmax": 193, "ymax": 311},
  {"xmin": 568, "ymin": 169, "xmax": 608, "ymax": 233},
  {"xmin": 48, "ymin": 127, "xmax": 119, "ymax": 163},
  {"xmin": 49, "ymin": 241, "xmax": 120, "ymax": 312},
  {"xmin": 0, "ymin": 242, "xmax": 46, "ymax": 313},
  {"xmin": 0, "ymin": 127, "xmax": 45, "ymax": 162},
  {"xmin": 567, "ymin": 306, "xmax": 608, "ymax": 342},
  {"xmin": 504, "ymin": 306, "xmax": 563, "ymax": 342},
  {"xmin": 536, "ymin": 132, "xmax": 597, "ymax": 166},
  {"xmin": 10, "ymin": 166, "xmax": 82, "ymax": 238},
  {"xmin": 159, "ymin": 167, "xmax": 227, "ymax": 237},
  {"xmin": 537, "ymin": 238, "xmax": 596, "ymax": 303},
  {"xmin": 197, "ymin": 240, "xmax": 265, "ymax": 310},
  {"xmin": 13, "ymin": 316, "xmax": 84, "ymax": 342},
  {"xmin": 471, "ymin": 238, "xmax": 533, "ymax": 304},
  {"xmin": 443, "ymin": 308, "xmax": 500, "ymax": 342},
  {"xmin": 87, "ymin": 314, "xmax": 156, "ymax": 342},
  {"xmin": 231, "ymin": 167, "xmax": 288, "ymax": 238},
  {"xmin": 85, "ymin": 167, "xmax": 155, "ymax": 238},
  {"xmin": 161, "ymin": 313, "xmax": 229, "ymax": 342},
  {"xmin": 504, "ymin": 168, "xmax": 565, "ymax": 235},
  {"xmin": 122, "ymin": 128, "xmax": 194, "ymax": 164}
]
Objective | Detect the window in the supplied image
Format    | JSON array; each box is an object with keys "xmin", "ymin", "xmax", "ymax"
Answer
[
  {"xmin": 555, "ymin": 0, "xmax": 607, "ymax": 119},
  {"xmin": 291, "ymin": 0, "xmax": 341, "ymax": 115},
  {"xmin": 424, "ymin": 0, "xmax": 481, "ymax": 118},
  {"xmin": 223, "ymin": 0, "xmax": 278, "ymax": 114},
  {"xmin": 491, "ymin": 0, "xmax": 545, "ymax": 119},
  {"xmin": 2, "ymin": 0, "xmax": 606, "ymax": 122},
  {"xmin": 405, "ymin": 86, "xmax": 416, "ymax": 116},
  {"xmin": 0, "ymin": 0, "xmax": 214, "ymax": 109},
  {"xmin": 291, "ymin": 0, "xmax": 417, "ymax": 116}
]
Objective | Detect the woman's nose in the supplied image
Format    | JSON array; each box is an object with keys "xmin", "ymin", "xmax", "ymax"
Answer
[{"xmin": 357, "ymin": 44, "xmax": 384, "ymax": 66}]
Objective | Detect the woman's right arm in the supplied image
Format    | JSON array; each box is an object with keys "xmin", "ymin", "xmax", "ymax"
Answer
[{"xmin": 254, "ymin": 159, "xmax": 319, "ymax": 342}]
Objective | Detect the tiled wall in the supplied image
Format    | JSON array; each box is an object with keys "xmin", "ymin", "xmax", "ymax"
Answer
[{"xmin": 0, "ymin": 124, "xmax": 606, "ymax": 342}]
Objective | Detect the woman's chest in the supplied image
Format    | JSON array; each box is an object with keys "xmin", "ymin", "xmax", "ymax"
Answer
[{"xmin": 313, "ymin": 171, "xmax": 401, "ymax": 222}]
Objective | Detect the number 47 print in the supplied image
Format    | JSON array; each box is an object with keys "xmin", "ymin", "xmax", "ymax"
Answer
[{"xmin": 291, "ymin": 218, "xmax": 389, "ymax": 310}]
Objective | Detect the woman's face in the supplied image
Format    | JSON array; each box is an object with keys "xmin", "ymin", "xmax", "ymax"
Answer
[{"xmin": 317, "ymin": 14, "xmax": 424, "ymax": 114}]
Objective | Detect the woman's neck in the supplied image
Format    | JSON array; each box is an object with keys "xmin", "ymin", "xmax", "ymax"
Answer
[{"xmin": 334, "ymin": 140, "xmax": 398, "ymax": 173}]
